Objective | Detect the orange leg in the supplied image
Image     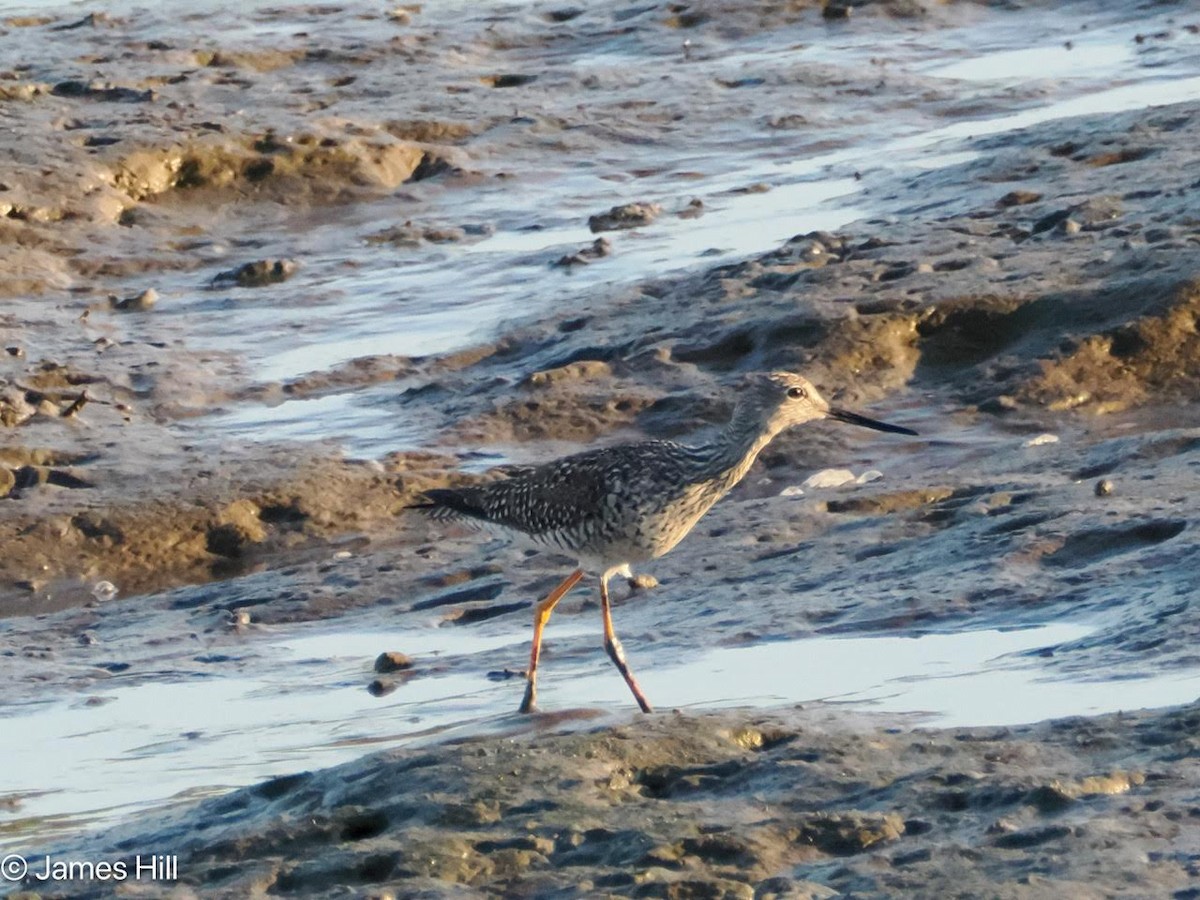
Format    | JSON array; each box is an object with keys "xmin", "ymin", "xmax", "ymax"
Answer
[
  {"xmin": 519, "ymin": 568, "xmax": 584, "ymax": 714},
  {"xmin": 600, "ymin": 573, "xmax": 653, "ymax": 713}
]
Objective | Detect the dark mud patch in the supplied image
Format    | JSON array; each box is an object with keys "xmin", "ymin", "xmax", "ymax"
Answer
[
  {"xmin": 38, "ymin": 704, "xmax": 1200, "ymax": 898},
  {"xmin": 1042, "ymin": 519, "xmax": 1188, "ymax": 568}
]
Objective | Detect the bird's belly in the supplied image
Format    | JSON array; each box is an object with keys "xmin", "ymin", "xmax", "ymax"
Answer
[
  {"xmin": 518, "ymin": 486, "xmax": 722, "ymax": 567},
  {"xmin": 628, "ymin": 491, "xmax": 722, "ymax": 560}
]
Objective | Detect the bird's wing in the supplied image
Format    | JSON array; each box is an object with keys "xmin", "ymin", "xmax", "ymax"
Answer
[{"xmin": 419, "ymin": 441, "xmax": 680, "ymax": 537}]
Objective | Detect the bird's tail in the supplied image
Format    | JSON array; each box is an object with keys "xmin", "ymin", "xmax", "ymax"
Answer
[{"xmin": 408, "ymin": 487, "xmax": 488, "ymax": 523}]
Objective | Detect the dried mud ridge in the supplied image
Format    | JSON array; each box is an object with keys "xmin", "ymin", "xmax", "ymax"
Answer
[{"xmin": 31, "ymin": 704, "xmax": 1200, "ymax": 899}]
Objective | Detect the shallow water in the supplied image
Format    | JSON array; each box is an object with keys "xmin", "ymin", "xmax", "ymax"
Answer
[{"xmin": 5, "ymin": 617, "xmax": 1199, "ymax": 854}]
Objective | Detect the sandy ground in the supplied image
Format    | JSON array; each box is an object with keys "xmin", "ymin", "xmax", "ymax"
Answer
[{"xmin": 2, "ymin": 0, "xmax": 1200, "ymax": 896}]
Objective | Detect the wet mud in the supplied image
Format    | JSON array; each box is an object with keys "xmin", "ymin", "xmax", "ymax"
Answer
[{"xmin": 2, "ymin": 0, "xmax": 1200, "ymax": 896}]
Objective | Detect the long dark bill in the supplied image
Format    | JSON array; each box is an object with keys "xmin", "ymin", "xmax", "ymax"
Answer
[{"xmin": 828, "ymin": 407, "xmax": 918, "ymax": 436}]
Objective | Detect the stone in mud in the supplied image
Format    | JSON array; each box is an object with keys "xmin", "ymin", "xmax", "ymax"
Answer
[
  {"xmin": 110, "ymin": 288, "xmax": 158, "ymax": 311},
  {"xmin": 553, "ymin": 237, "xmax": 612, "ymax": 267},
  {"xmin": 1095, "ymin": 478, "xmax": 1115, "ymax": 497},
  {"xmin": 367, "ymin": 678, "xmax": 397, "ymax": 697},
  {"xmin": 374, "ymin": 651, "xmax": 414, "ymax": 673},
  {"xmin": 996, "ymin": 190, "xmax": 1042, "ymax": 208},
  {"xmin": 215, "ymin": 259, "xmax": 298, "ymax": 287},
  {"xmin": 588, "ymin": 202, "xmax": 662, "ymax": 233}
]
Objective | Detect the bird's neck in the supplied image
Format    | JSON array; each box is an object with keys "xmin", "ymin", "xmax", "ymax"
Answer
[{"xmin": 690, "ymin": 407, "xmax": 779, "ymax": 491}]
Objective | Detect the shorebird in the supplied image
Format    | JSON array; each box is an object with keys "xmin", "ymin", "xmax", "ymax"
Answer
[{"xmin": 418, "ymin": 372, "xmax": 916, "ymax": 713}]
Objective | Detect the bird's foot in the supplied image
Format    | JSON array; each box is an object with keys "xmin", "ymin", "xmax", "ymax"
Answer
[{"xmin": 518, "ymin": 680, "xmax": 537, "ymax": 714}]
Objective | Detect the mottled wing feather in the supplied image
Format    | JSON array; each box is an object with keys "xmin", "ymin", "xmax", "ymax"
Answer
[{"xmin": 421, "ymin": 441, "xmax": 685, "ymax": 538}]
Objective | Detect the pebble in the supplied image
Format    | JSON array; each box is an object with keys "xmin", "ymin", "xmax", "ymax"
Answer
[
  {"xmin": 1095, "ymin": 478, "xmax": 1115, "ymax": 497},
  {"xmin": 802, "ymin": 468, "xmax": 857, "ymax": 489},
  {"xmin": 367, "ymin": 678, "xmax": 397, "ymax": 697},
  {"xmin": 230, "ymin": 609, "xmax": 252, "ymax": 627},
  {"xmin": 1023, "ymin": 434, "xmax": 1059, "ymax": 447},
  {"xmin": 779, "ymin": 485, "xmax": 805, "ymax": 497},
  {"xmin": 216, "ymin": 259, "xmax": 298, "ymax": 287},
  {"xmin": 587, "ymin": 202, "xmax": 661, "ymax": 233},
  {"xmin": 111, "ymin": 288, "xmax": 158, "ymax": 311},
  {"xmin": 627, "ymin": 573, "xmax": 658, "ymax": 591},
  {"xmin": 856, "ymin": 469, "xmax": 884, "ymax": 484},
  {"xmin": 374, "ymin": 651, "xmax": 414, "ymax": 673},
  {"xmin": 553, "ymin": 237, "xmax": 612, "ymax": 268}
]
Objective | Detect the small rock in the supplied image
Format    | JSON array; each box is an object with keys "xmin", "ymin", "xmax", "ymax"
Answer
[
  {"xmin": 553, "ymin": 237, "xmax": 612, "ymax": 268},
  {"xmin": 368, "ymin": 678, "xmax": 397, "ymax": 697},
  {"xmin": 1024, "ymin": 434, "xmax": 1059, "ymax": 447},
  {"xmin": 1095, "ymin": 478, "xmax": 1115, "ymax": 497},
  {"xmin": 779, "ymin": 485, "xmax": 805, "ymax": 497},
  {"xmin": 216, "ymin": 259, "xmax": 298, "ymax": 287},
  {"xmin": 802, "ymin": 468, "xmax": 856, "ymax": 489},
  {"xmin": 996, "ymin": 190, "xmax": 1042, "ymax": 208},
  {"xmin": 1060, "ymin": 218, "xmax": 1082, "ymax": 235},
  {"xmin": 588, "ymin": 202, "xmax": 661, "ymax": 233},
  {"xmin": 78, "ymin": 631, "xmax": 99, "ymax": 646},
  {"xmin": 628, "ymin": 573, "xmax": 658, "ymax": 591},
  {"xmin": 111, "ymin": 288, "xmax": 158, "ymax": 311},
  {"xmin": 229, "ymin": 609, "xmax": 252, "ymax": 628},
  {"xmin": 374, "ymin": 651, "xmax": 414, "ymax": 673},
  {"xmin": 5, "ymin": 346, "xmax": 24, "ymax": 358},
  {"xmin": 856, "ymin": 469, "xmax": 884, "ymax": 484},
  {"xmin": 677, "ymin": 198, "xmax": 704, "ymax": 220}
]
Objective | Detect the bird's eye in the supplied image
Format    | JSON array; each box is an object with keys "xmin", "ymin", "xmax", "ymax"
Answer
[{"xmin": 787, "ymin": 386, "xmax": 807, "ymax": 400}]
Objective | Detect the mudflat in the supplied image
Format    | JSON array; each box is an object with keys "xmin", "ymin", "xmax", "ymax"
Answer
[{"xmin": 1, "ymin": 0, "xmax": 1199, "ymax": 897}]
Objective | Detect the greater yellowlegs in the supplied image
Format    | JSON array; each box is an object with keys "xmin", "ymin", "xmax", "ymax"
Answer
[{"xmin": 418, "ymin": 372, "xmax": 917, "ymax": 713}]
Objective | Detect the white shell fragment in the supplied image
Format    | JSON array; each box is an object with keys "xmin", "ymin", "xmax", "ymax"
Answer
[
  {"xmin": 802, "ymin": 468, "xmax": 857, "ymax": 489},
  {"xmin": 1024, "ymin": 434, "xmax": 1060, "ymax": 447},
  {"xmin": 91, "ymin": 581, "xmax": 118, "ymax": 602}
]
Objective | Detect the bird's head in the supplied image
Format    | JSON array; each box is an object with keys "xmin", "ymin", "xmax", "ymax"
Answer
[{"xmin": 735, "ymin": 371, "xmax": 917, "ymax": 438}]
